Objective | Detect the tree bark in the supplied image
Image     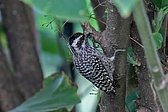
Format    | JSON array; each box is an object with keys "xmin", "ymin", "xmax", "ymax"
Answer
[
  {"xmin": 99, "ymin": 1, "xmax": 130, "ymax": 112},
  {"xmin": 131, "ymin": 22, "xmax": 160, "ymax": 112},
  {"xmin": 130, "ymin": 0, "xmax": 163, "ymax": 111},
  {"xmin": 81, "ymin": 0, "xmax": 130, "ymax": 111},
  {"xmin": 0, "ymin": 45, "xmax": 24, "ymax": 111},
  {"xmin": 0, "ymin": 0, "xmax": 43, "ymax": 108}
]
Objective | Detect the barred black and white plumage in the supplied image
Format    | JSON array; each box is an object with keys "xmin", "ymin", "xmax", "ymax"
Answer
[{"xmin": 68, "ymin": 32, "xmax": 115, "ymax": 93}]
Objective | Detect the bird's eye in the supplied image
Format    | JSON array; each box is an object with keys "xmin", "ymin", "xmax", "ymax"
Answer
[
  {"xmin": 76, "ymin": 36, "xmax": 85, "ymax": 47},
  {"xmin": 69, "ymin": 33, "xmax": 84, "ymax": 46}
]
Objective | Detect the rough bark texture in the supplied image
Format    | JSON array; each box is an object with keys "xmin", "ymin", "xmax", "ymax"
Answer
[
  {"xmin": 82, "ymin": 0, "xmax": 130, "ymax": 111},
  {"xmin": 129, "ymin": 0, "xmax": 164, "ymax": 111},
  {"xmin": 0, "ymin": 0, "xmax": 43, "ymax": 110},
  {"xmin": 0, "ymin": 0, "xmax": 43, "ymax": 99},
  {"xmin": 88, "ymin": 0, "xmax": 164, "ymax": 111},
  {"xmin": 131, "ymin": 23, "xmax": 160, "ymax": 112},
  {"xmin": 0, "ymin": 46, "xmax": 24, "ymax": 111},
  {"xmin": 99, "ymin": 1, "xmax": 130, "ymax": 112}
]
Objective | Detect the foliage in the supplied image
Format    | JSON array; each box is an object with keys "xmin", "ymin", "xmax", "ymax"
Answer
[
  {"xmin": 112, "ymin": 0, "xmax": 139, "ymax": 18},
  {"xmin": 153, "ymin": 7, "xmax": 168, "ymax": 32},
  {"xmin": 151, "ymin": 0, "xmax": 168, "ymax": 8},
  {"xmin": 152, "ymin": 7, "xmax": 168, "ymax": 49},
  {"xmin": 2, "ymin": 0, "xmax": 168, "ymax": 111},
  {"xmin": 127, "ymin": 47, "xmax": 140, "ymax": 66},
  {"xmin": 125, "ymin": 88, "xmax": 139, "ymax": 112},
  {"xmin": 113, "ymin": 0, "xmax": 168, "ymax": 111},
  {"xmin": 113, "ymin": 0, "xmax": 168, "ymax": 49},
  {"xmin": 153, "ymin": 32, "xmax": 163, "ymax": 49},
  {"xmin": 133, "ymin": 0, "xmax": 168, "ymax": 111},
  {"xmin": 10, "ymin": 73, "xmax": 80, "ymax": 112},
  {"xmin": 22, "ymin": 0, "xmax": 89, "ymax": 21}
]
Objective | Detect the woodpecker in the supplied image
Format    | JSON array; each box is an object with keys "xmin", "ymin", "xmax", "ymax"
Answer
[{"xmin": 68, "ymin": 32, "xmax": 116, "ymax": 93}]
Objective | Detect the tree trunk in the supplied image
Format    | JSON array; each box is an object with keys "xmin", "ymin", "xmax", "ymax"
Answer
[
  {"xmin": 81, "ymin": 0, "xmax": 130, "ymax": 111},
  {"xmin": 99, "ymin": 1, "xmax": 130, "ymax": 112},
  {"xmin": 0, "ymin": 0, "xmax": 43, "ymax": 111},
  {"xmin": 0, "ymin": 45, "xmax": 24, "ymax": 111}
]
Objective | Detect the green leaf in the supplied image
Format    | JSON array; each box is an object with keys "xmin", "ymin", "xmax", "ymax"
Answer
[
  {"xmin": 22, "ymin": 0, "xmax": 89, "ymax": 21},
  {"xmin": 125, "ymin": 88, "xmax": 139, "ymax": 112},
  {"xmin": 41, "ymin": 35, "xmax": 58, "ymax": 54},
  {"xmin": 35, "ymin": 13, "xmax": 58, "ymax": 36},
  {"xmin": 127, "ymin": 47, "xmax": 140, "ymax": 66},
  {"xmin": 153, "ymin": 7, "xmax": 168, "ymax": 32},
  {"xmin": 153, "ymin": 32, "xmax": 163, "ymax": 49},
  {"xmin": 113, "ymin": 0, "xmax": 139, "ymax": 18},
  {"xmin": 151, "ymin": 0, "xmax": 168, "ymax": 8},
  {"xmin": 10, "ymin": 73, "xmax": 81, "ymax": 112}
]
